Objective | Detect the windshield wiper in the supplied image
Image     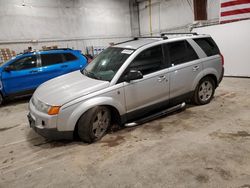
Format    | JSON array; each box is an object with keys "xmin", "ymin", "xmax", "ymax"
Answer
[{"xmin": 82, "ymin": 69, "xmax": 100, "ymax": 80}]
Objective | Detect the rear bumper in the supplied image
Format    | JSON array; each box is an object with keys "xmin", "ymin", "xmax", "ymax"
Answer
[
  {"xmin": 218, "ymin": 67, "xmax": 224, "ymax": 85},
  {"xmin": 27, "ymin": 113, "xmax": 73, "ymax": 140}
]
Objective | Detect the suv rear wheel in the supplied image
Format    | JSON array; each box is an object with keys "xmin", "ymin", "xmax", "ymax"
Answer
[
  {"xmin": 193, "ymin": 77, "xmax": 215, "ymax": 105},
  {"xmin": 77, "ymin": 106, "xmax": 111, "ymax": 143}
]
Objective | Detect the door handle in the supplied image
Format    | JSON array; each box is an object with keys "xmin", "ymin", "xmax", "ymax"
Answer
[
  {"xmin": 61, "ymin": 65, "xmax": 68, "ymax": 68},
  {"xmin": 193, "ymin": 65, "xmax": 200, "ymax": 71},
  {"xmin": 157, "ymin": 75, "xmax": 166, "ymax": 82},
  {"xmin": 30, "ymin": 70, "xmax": 39, "ymax": 73}
]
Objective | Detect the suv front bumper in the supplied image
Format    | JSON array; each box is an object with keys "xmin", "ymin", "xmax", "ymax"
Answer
[
  {"xmin": 27, "ymin": 113, "xmax": 73, "ymax": 140},
  {"xmin": 28, "ymin": 101, "xmax": 73, "ymax": 140}
]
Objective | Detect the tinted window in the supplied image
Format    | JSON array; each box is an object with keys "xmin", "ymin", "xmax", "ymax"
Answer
[
  {"xmin": 167, "ymin": 40, "xmax": 198, "ymax": 65},
  {"xmin": 41, "ymin": 53, "xmax": 64, "ymax": 66},
  {"xmin": 194, "ymin": 37, "xmax": 220, "ymax": 56},
  {"xmin": 63, "ymin": 53, "xmax": 77, "ymax": 61},
  {"xmin": 10, "ymin": 55, "xmax": 37, "ymax": 71},
  {"xmin": 129, "ymin": 45, "xmax": 164, "ymax": 75}
]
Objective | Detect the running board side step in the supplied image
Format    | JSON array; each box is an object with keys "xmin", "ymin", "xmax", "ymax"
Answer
[{"xmin": 125, "ymin": 102, "xmax": 186, "ymax": 127}]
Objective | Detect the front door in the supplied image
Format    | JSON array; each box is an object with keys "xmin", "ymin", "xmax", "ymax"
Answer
[
  {"xmin": 2, "ymin": 55, "xmax": 41, "ymax": 95},
  {"xmin": 122, "ymin": 45, "xmax": 170, "ymax": 120}
]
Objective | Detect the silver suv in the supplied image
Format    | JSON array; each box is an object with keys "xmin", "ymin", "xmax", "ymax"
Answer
[{"xmin": 28, "ymin": 33, "xmax": 224, "ymax": 143}]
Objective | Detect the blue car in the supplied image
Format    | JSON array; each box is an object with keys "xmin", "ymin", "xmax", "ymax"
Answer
[{"xmin": 0, "ymin": 48, "xmax": 87, "ymax": 105}]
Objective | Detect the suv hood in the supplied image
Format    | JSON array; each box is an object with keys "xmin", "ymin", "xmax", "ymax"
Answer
[{"xmin": 34, "ymin": 71, "xmax": 110, "ymax": 105}]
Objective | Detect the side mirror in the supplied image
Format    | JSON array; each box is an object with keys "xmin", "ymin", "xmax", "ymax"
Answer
[
  {"xmin": 4, "ymin": 66, "xmax": 12, "ymax": 72},
  {"xmin": 124, "ymin": 70, "xmax": 143, "ymax": 82}
]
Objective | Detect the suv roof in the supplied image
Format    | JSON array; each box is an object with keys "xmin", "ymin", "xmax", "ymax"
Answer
[
  {"xmin": 39, "ymin": 48, "xmax": 75, "ymax": 52},
  {"xmin": 12, "ymin": 48, "xmax": 81, "ymax": 60},
  {"xmin": 114, "ymin": 33, "xmax": 210, "ymax": 50},
  {"xmin": 115, "ymin": 38, "xmax": 162, "ymax": 49}
]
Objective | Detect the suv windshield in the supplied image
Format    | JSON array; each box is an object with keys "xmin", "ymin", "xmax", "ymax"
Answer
[{"xmin": 82, "ymin": 47, "xmax": 133, "ymax": 81}]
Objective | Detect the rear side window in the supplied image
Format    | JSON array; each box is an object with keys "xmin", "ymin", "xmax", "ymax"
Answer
[
  {"xmin": 129, "ymin": 45, "xmax": 164, "ymax": 75},
  {"xmin": 63, "ymin": 53, "xmax": 77, "ymax": 61},
  {"xmin": 194, "ymin": 37, "xmax": 220, "ymax": 56},
  {"xmin": 166, "ymin": 40, "xmax": 198, "ymax": 66},
  {"xmin": 41, "ymin": 53, "xmax": 64, "ymax": 66}
]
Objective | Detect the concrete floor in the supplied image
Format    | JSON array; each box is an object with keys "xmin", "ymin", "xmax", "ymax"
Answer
[{"xmin": 0, "ymin": 77, "xmax": 250, "ymax": 188}]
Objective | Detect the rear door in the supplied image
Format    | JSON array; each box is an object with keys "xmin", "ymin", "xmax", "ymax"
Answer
[
  {"xmin": 39, "ymin": 53, "xmax": 66, "ymax": 83},
  {"xmin": 122, "ymin": 45, "xmax": 170, "ymax": 119},
  {"xmin": 193, "ymin": 37, "xmax": 222, "ymax": 81},
  {"xmin": 164, "ymin": 40, "xmax": 202, "ymax": 103},
  {"xmin": 2, "ymin": 54, "xmax": 40, "ymax": 94},
  {"xmin": 61, "ymin": 52, "xmax": 83, "ymax": 73}
]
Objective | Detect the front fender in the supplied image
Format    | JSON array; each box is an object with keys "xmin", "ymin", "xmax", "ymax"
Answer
[{"xmin": 57, "ymin": 96, "xmax": 126, "ymax": 131}]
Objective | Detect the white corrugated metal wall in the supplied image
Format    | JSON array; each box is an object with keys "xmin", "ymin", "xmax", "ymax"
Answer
[
  {"xmin": 193, "ymin": 19, "xmax": 250, "ymax": 77},
  {"xmin": 137, "ymin": 0, "xmax": 220, "ymax": 35},
  {"xmin": 0, "ymin": 0, "xmax": 132, "ymax": 53}
]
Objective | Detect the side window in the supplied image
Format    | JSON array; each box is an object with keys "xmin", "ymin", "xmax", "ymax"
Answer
[
  {"xmin": 194, "ymin": 37, "xmax": 220, "ymax": 56},
  {"xmin": 63, "ymin": 53, "xmax": 77, "ymax": 62},
  {"xmin": 10, "ymin": 55, "xmax": 37, "ymax": 71},
  {"xmin": 129, "ymin": 45, "xmax": 164, "ymax": 75},
  {"xmin": 167, "ymin": 40, "xmax": 198, "ymax": 66},
  {"xmin": 41, "ymin": 53, "xmax": 64, "ymax": 66}
]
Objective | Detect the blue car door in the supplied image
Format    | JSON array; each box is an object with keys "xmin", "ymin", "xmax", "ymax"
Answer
[
  {"xmin": 38, "ymin": 52, "xmax": 85, "ymax": 83},
  {"xmin": 38, "ymin": 53, "xmax": 66, "ymax": 83},
  {"xmin": 1, "ymin": 54, "xmax": 41, "ymax": 95},
  {"xmin": 61, "ymin": 52, "xmax": 85, "ymax": 74}
]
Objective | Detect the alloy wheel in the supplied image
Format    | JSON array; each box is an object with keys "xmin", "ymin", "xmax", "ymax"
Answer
[
  {"xmin": 198, "ymin": 81, "xmax": 213, "ymax": 102},
  {"xmin": 92, "ymin": 109, "xmax": 110, "ymax": 139}
]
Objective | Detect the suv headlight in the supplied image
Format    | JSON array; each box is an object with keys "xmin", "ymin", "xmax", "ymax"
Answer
[
  {"xmin": 36, "ymin": 100, "xmax": 51, "ymax": 114},
  {"xmin": 32, "ymin": 97, "xmax": 61, "ymax": 115}
]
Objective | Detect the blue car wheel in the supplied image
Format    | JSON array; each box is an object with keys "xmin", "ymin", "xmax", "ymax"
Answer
[{"xmin": 0, "ymin": 93, "xmax": 3, "ymax": 106}]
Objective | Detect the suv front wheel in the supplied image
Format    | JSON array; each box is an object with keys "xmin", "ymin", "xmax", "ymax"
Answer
[
  {"xmin": 77, "ymin": 106, "xmax": 111, "ymax": 143},
  {"xmin": 193, "ymin": 77, "xmax": 215, "ymax": 105}
]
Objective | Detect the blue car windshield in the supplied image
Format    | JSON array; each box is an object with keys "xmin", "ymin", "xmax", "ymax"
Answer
[
  {"xmin": 0, "ymin": 60, "xmax": 9, "ymax": 67},
  {"xmin": 82, "ymin": 47, "xmax": 133, "ymax": 81},
  {"xmin": 0, "ymin": 56, "xmax": 17, "ymax": 67}
]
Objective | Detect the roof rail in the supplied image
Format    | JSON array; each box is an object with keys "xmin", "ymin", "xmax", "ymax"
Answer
[
  {"xmin": 136, "ymin": 36, "xmax": 168, "ymax": 39},
  {"xmin": 41, "ymin": 48, "xmax": 73, "ymax": 51},
  {"xmin": 114, "ymin": 38, "xmax": 139, "ymax": 45},
  {"xmin": 160, "ymin": 32, "xmax": 198, "ymax": 37},
  {"xmin": 22, "ymin": 51, "xmax": 33, "ymax": 54},
  {"xmin": 115, "ymin": 36, "xmax": 168, "ymax": 45}
]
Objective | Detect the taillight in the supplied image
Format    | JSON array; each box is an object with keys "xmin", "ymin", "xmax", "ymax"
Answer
[{"xmin": 220, "ymin": 53, "xmax": 224, "ymax": 66}]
